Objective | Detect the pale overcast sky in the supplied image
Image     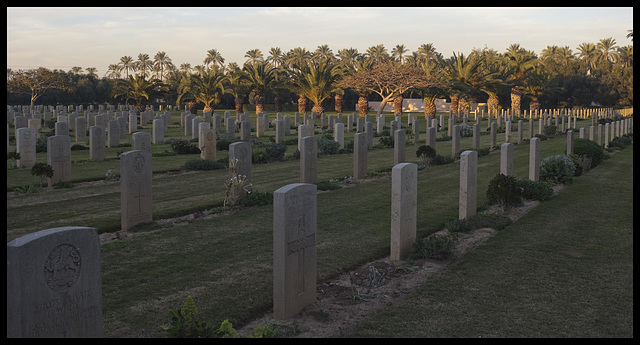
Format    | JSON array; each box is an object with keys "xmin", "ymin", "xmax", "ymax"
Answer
[{"xmin": 7, "ymin": 7, "xmax": 633, "ymax": 77}]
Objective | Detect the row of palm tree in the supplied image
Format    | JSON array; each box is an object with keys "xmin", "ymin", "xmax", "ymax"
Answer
[{"xmin": 102, "ymin": 36, "xmax": 632, "ymax": 116}]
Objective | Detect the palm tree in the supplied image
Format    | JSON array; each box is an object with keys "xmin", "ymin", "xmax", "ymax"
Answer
[
  {"xmin": 576, "ymin": 42, "xmax": 598, "ymax": 76},
  {"xmin": 244, "ymin": 49, "xmax": 264, "ymax": 65},
  {"xmin": 418, "ymin": 60, "xmax": 448, "ymax": 118},
  {"xmin": 365, "ymin": 44, "xmax": 390, "ymax": 64},
  {"xmin": 154, "ymin": 51, "xmax": 173, "ymax": 82},
  {"xmin": 110, "ymin": 75, "xmax": 166, "ymax": 115},
  {"xmin": 314, "ymin": 44, "xmax": 334, "ymax": 63},
  {"xmin": 85, "ymin": 67, "xmax": 98, "ymax": 78},
  {"xmin": 241, "ymin": 61, "xmax": 279, "ymax": 114},
  {"xmin": 617, "ymin": 45, "xmax": 633, "ymax": 68},
  {"xmin": 204, "ymin": 49, "xmax": 225, "ymax": 70},
  {"xmin": 71, "ymin": 66, "xmax": 83, "ymax": 75},
  {"xmin": 119, "ymin": 56, "xmax": 135, "ymax": 79},
  {"xmin": 336, "ymin": 48, "xmax": 362, "ymax": 74},
  {"xmin": 266, "ymin": 47, "xmax": 285, "ymax": 68},
  {"xmin": 597, "ymin": 37, "xmax": 620, "ymax": 66},
  {"xmin": 136, "ymin": 53, "xmax": 153, "ymax": 78},
  {"xmin": 177, "ymin": 68, "xmax": 227, "ymax": 114},
  {"xmin": 416, "ymin": 43, "xmax": 443, "ymax": 66},
  {"xmin": 392, "ymin": 44, "xmax": 409, "ymax": 64},
  {"xmin": 225, "ymin": 66, "xmax": 249, "ymax": 114},
  {"xmin": 503, "ymin": 44, "xmax": 540, "ymax": 115},
  {"xmin": 288, "ymin": 59, "xmax": 342, "ymax": 115},
  {"xmin": 105, "ymin": 64, "xmax": 121, "ymax": 80},
  {"xmin": 444, "ymin": 52, "xmax": 483, "ymax": 114},
  {"xmin": 286, "ymin": 47, "xmax": 313, "ymax": 69}
]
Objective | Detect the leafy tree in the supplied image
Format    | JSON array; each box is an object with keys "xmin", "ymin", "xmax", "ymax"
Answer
[
  {"xmin": 110, "ymin": 75, "xmax": 167, "ymax": 114},
  {"xmin": 177, "ymin": 68, "xmax": 227, "ymax": 114},
  {"xmin": 7, "ymin": 67, "xmax": 69, "ymax": 108},
  {"xmin": 287, "ymin": 59, "xmax": 342, "ymax": 115}
]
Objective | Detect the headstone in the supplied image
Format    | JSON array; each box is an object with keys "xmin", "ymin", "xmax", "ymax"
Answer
[
  {"xmin": 241, "ymin": 121, "xmax": 251, "ymax": 141},
  {"xmin": 192, "ymin": 118, "xmax": 202, "ymax": 139},
  {"xmin": 459, "ymin": 150, "xmax": 478, "ymax": 220},
  {"xmin": 566, "ymin": 130, "xmax": 574, "ymax": 155},
  {"xmin": 107, "ymin": 120, "xmax": 120, "ymax": 148},
  {"xmin": 152, "ymin": 119, "xmax": 164, "ymax": 144},
  {"xmin": 272, "ymin": 183, "xmax": 317, "ymax": 320},
  {"xmin": 472, "ymin": 123, "xmax": 480, "ymax": 150},
  {"xmin": 7, "ymin": 226, "xmax": 102, "ymax": 338},
  {"xmin": 89, "ymin": 126, "xmax": 106, "ymax": 161},
  {"xmin": 75, "ymin": 117, "xmax": 87, "ymax": 143},
  {"xmin": 16, "ymin": 127, "xmax": 37, "ymax": 168},
  {"xmin": 394, "ymin": 129, "xmax": 405, "ymax": 165},
  {"xmin": 120, "ymin": 150, "xmax": 152, "ymax": 231},
  {"xmin": 200, "ymin": 128, "xmax": 216, "ymax": 161},
  {"xmin": 55, "ymin": 121, "xmax": 69, "ymax": 136},
  {"xmin": 27, "ymin": 118, "xmax": 41, "ymax": 137},
  {"xmin": 529, "ymin": 137, "xmax": 541, "ymax": 182},
  {"xmin": 47, "ymin": 135, "xmax": 72, "ymax": 187},
  {"xmin": 334, "ymin": 122, "xmax": 344, "ymax": 150},
  {"xmin": 275, "ymin": 120, "xmax": 285, "ymax": 144},
  {"xmin": 490, "ymin": 122, "xmax": 497, "ymax": 149},
  {"xmin": 425, "ymin": 126, "xmax": 436, "ymax": 150},
  {"xmin": 300, "ymin": 136, "xmax": 317, "ymax": 184},
  {"xmin": 353, "ymin": 133, "xmax": 367, "ymax": 180},
  {"xmin": 132, "ymin": 132, "xmax": 151, "ymax": 152},
  {"xmin": 451, "ymin": 125, "xmax": 460, "ymax": 158},
  {"xmin": 226, "ymin": 117, "xmax": 235, "ymax": 139},
  {"xmin": 390, "ymin": 162, "xmax": 417, "ymax": 261},
  {"xmin": 297, "ymin": 124, "xmax": 312, "ymax": 150},
  {"xmin": 229, "ymin": 142, "xmax": 252, "ymax": 184},
  {"xmin": 412, "ymin": 119, "xmax": 420, "ymax": 143},
  {"xmin": 500, "ymin": 143, "xmax": 514, "ymax": 176}
]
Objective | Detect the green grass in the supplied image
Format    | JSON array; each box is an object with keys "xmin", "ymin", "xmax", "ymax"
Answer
[
  {"xmin": 6, "ymin": 110, "xmax": 628, "ymax": 337},
  {"xmin": 346, "ymin": 146, "xmax": 633, "ymax": 338}
]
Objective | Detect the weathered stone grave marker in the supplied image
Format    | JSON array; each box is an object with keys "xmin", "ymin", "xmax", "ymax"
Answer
[
  {"xmin": 390, "ymin": 162, "xmax": 417, "ymax": 260},
  {"xmin": 120, "ymin": 150, "xmax": 152, "ymax": 231},
  {"xmin": 7, "ymin": 226, "xmax": 102, "ymax": 337},
  {"xmin": 273, "ymin": 183, "xmax": 317, "ymax": 320}
]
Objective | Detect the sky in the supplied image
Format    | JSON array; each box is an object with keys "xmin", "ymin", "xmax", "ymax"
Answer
[{"xmin": 7, "ymin": 7, "xmax": 634, "ymax": 77}]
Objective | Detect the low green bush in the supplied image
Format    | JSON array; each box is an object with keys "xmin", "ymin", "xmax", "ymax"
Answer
[
  {"xmin": 317, "ymin": 137, "xmax": 340, "ymax": 155},
  {"xmin": 411, "ymin": 233, "xmax": 458, "ymax": 260},
  {"xmin": 573, "ymin": 138, "xmax": 607, "ymax": 168},
  {"xmin": 486, "ymin": 173, "xmax": 522, "ymax": 210},
  {"xmin": 236, "ymin": 191, "xmax": 272, "ymax": 207},
  {"xmin": 316, "ymin": 180, "xmax": 341, "ymax": 191},
  {"xmin": 540, "ymin": 154, "xmax": 576, "ymax": 184},
  {"xmin": 469, "ymin": 213, "xmax": 513, "ymax": 230},
  {"xmin": 445, "ymin": 218, "xmax": 474, "ymax": 232},
  {"xmin": 171, "ymin": 139, "xmax": 200, "ymax": 155},
  {"xmin": 183, "ymin": 158, "xmax": 225, "ymax": 171},
  {"xmin": 516, "ymin": 179, "xmax": 554, "ymax": 201}
]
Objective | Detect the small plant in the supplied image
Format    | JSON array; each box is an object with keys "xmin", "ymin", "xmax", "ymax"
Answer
[
  {"xmin": 416, "ymin": 145, "xmax": 437, "ymax": 166},
  {"xmin": 236, "ymin": 191, "xmax": 272, "ymax": 207},
  {"xmin": 31, "ymin": 162, "xmax": 54, "ymax": 187},
  {"xmin": 542, "ymin": 125, "xmax": 558, "ymax": 137},
  {"xmin": 316, "ymin": 180, "xmax": 341, "ymax": 191},
  {"xmin": 516, "ymin": 179, "xmax": 554, "ymax": 201},
  {"xmin": 486, "ymin": 173, "xmax": 522, "ymax": 211},
  {"xmin": 469, "ymin": 213, "xmax": 513, "ymax": 230},
  {"xmin": 104, "ymin": 169, "xmax": 120, "ymax": 183},
  {"xmin": 317, "ymin": 137, "xmax": 340, "ymax": 155},
  {"xmin": 224, "ymin": 158, "xmax": 252, "ymax": 209},
  {"xmin": 7, "ymin": 151, "xmax": 20, "ymax": 169},
  {"xmin": 540, "ymin": 155, "xmax": 576, "ymax": 184},
  {"xmin": 458, "ymin": 123, "xmax": 473, "ymax": 137},
  {"xmin": 13, "ymin": 184, "xmax": 42, "ymax": 194},
  {"xmin": 171, "ymin": 138, "xmax": 200, "ymax": 154},
  {"xmin": 445, "ymin": 218, "xmax": 474, "ymax": 232},
  {"xmin": 378, "ymin": 135, "xmax": 394, "ymax": 148},
  {"xmin": 160, "ymin": 295, "xmax": 216, "ymax": 338},
  {"xmin": 184, "ymin": 158, "xmax": 225, "ymax": 171},
  {"xmin": 412, "ymin": 233, "xmax": 458, "ymax": 260},
  {"xmin": 52, "ymin": 181, "xmax": 74, "ymax": 189}
]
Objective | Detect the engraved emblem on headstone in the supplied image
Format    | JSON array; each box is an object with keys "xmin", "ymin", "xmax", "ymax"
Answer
[
  {"xmin": 133, "ymin": 152, "xmax": 145, "ymax": 174},
  {"xmin": 44, "ymin": 243, "xmax": 81, "ymax": 292}
]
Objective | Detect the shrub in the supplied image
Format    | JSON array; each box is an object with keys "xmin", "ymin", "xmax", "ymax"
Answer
[
  {"xmin": 542, "ymin": 125, "xmax": 558, "ymax": 137},
  {"xmin": 608, "ymin": 135, "xmax": 632, "ymax": 150},
  {"xmin": 31, "ymin": 162, "xmax": 54, "ymax": 187},
  {"xmin": 216, "ymin": 139, "xmax": 233, "ymax": 151},
  {"xmin": 539, "ymin": 155, "xmax": 576, "ymax": 184},
  {"xmin": 317, "ymin": 137, "xmax": 340, "ymax": 155},
  {"xmin": 516, "ymin": 179, "xmax": 554, "ymax": 201},
  {"xmin": 161, "ymin": 295, "xmax": 217, "ymax": 338},
  {"xmin": 445, "ymin": 218, "xmax": 474, "ymax": 232},
  {"xmin": 236, "ymin": 191, "xmax": 272, "ymax": 207},
  {"xmin": 252, "ymin": 149, "xmax": 270, "ymax": 164},
  {"xmin": 573, "ymin": 138, "xmax": 606, "ymax": 168},
  {"xmin": 416, "ymin": 145, "xmax": 436, "ymax": 166},
  {"xmin": 431, "ymin": 154, "xmax": 454, "ymax": 165},
  {"xmin": 316, "ymin": 180, "xmax": 341, "ymax": 191},
  {"xmin": 458, "ymin": 123, "xmax": 473, "ymax": 137},
  {"xmin": 378, "ymin": 136, "xmax": 394, "ymax": 148},
  {"xmin": 567, "ymin": 153, "xmax": 586, "ymax": 176},
  {"xmin": 70, "ymin": 144, "xmax": 88, "ymax": 150},
  {"xmin": 264, "ymin": 143, "xmax": 286, "ymax": 162},
  {"xmin": 470, "ymin": 213, "xmax": 513, "ymax": 230},
  {"xmin": 171, "ymin": 139, "xmax": 200, "ymax": 154},
  {"xmin": 486, "ymin": 173, "xmax": 522, "ymax": 210},
  {"xmin": 412, "ymin": 233, "xmax": 458, "ymax": 260},
  {"xmin": 184, "ymin": 158, "xmax": 225, "ymax": 171}
]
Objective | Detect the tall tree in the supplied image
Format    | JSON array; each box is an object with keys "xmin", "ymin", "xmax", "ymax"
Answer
[
  {"xmin": 577, "ymin": 42, "xmax": 598, "ymax": 75},
  {"xmin": 154, "ymin": 51, "xmax": 173, "ymax": 82},
  {"xmin": 241, "ymin": 61, "xmax": 279, "ymax": 114},
  {"xmin": 503, "ymin": 44, "xmax": 540, "ymax": 115},
  {"xmin": 177, "ymin": 68, "xmax": 227, "ymax": 113},
  {"xmin": 392, "ymin": 44, "xmax": 409, "ymax": 64},
  {"xmin": 136, "ymin": 53, "xmax": 153, "ymax": 78},
  {"xmin": 110, "ymin": 75, "xmax": 166, "ymax": 114},
  {"xmin": 118, "ymin": 55, "xmax": 135, "ymax": 78},
  {"xmin": 244, "ymin": 49, "xmax": 264, "ymax": 65},
  {"xmin": 7, "ymin": 67, "xmax": 69, "ymax": 108},
  {"xmin": 288, "ymin": 59, "xmax": 342, "ymax": 115},
  {"xmin": 204, "ymin": 49, "xmax": 225, "ymax": 70}
]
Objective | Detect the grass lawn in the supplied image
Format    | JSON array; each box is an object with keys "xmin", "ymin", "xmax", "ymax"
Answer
[
  {"xmin": 346, "ymin": 146, "xmax": 633, "ymax": 337},
  {"xmin": 6, "ymin": 109, "xmax": 631, "ymax": 337}
]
